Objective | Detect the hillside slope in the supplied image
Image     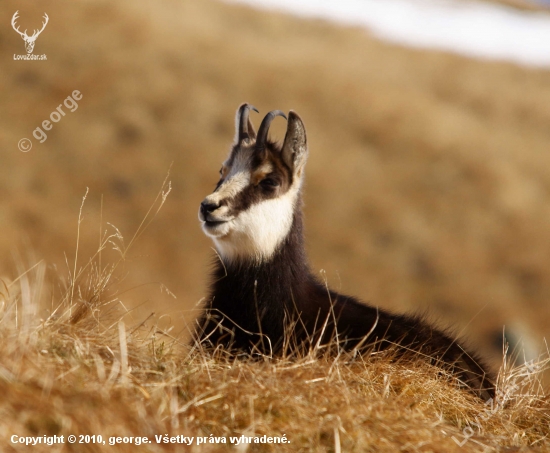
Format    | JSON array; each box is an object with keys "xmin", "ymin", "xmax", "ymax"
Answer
[{"xmin": 1, "ymin": 0, "xmax": 550, "ymax": 364}]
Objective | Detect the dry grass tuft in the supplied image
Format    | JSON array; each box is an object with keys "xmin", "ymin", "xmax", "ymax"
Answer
[{"xmin": 1, "ymin": 210, "xmax": 548, "ymax": 452}]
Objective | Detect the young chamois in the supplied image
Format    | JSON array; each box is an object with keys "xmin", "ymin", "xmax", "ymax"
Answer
[{"xmin": 196, "ymin": 103, "xmax": 495, "ymax": 399}]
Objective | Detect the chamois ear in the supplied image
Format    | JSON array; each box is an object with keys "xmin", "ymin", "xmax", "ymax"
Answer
[
  {"xmin": 281, "ymin": 111, "xmax": 308, "ymax": 177},
  {"xmin": 235, "ymin": 103, "xmax": 258, "ymax": 144}
]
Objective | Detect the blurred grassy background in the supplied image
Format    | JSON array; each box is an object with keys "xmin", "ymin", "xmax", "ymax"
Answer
[{"xmin": 1, "ymin": 0, "xmax": 549, "ymax": 365}]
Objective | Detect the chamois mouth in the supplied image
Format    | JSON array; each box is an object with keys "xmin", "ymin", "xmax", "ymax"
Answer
[
  {"xmin": 201, "ymin": 217, "xmax": 232, "ymax": 239},
  {"xmin": 201, "ymin": 215, "xmax": 233, "ymax": 235},
  {"xmin": 204, "ymin": 219, "xmax": 227, "ymax": 228}
]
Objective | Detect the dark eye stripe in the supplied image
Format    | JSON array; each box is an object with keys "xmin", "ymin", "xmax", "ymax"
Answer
[{"xmin": 260, "ymin": 178, "xmax": 279, "ymax": 187}]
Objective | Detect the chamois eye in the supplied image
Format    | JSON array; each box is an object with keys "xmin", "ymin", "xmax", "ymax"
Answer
[
  {"xmin": 219, "ymin": 167, "xmax": 223, "ymax": 176},
  {"xmin": 260, "ymin": 178, "xmax": 279, "ymax": 188}
]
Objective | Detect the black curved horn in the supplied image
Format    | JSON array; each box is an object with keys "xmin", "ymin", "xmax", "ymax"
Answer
[
  {"xmin": 237, "ymin": 103, "xmax": 259, "ymax": 143},
  {"xmin": 255, "ymin": 110, "xmax": 287, "ymax": 150}
]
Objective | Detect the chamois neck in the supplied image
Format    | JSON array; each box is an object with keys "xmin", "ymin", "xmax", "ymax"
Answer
[
  {"xmin": 205, "ymin": 202, "xmax": 314, "ymax": 352},
  {"xmin": 220, "ymin": 197, "xmax": 309, "ymax": 276}
]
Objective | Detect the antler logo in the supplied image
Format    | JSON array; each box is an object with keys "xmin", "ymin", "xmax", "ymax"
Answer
[{"xmin": 11, "ymin": 11, "xmax": 49, "ymax": 54}]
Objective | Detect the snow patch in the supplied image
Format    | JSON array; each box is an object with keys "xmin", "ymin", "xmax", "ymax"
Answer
[{"xmin": 226, "ymin": 0, "xmax": 550, "ymax": 67}]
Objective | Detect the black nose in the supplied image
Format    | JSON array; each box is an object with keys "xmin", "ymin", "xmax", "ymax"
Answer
[{"xmin": 200, "ymin": 201, "xmax": 218, "ymax": 218}]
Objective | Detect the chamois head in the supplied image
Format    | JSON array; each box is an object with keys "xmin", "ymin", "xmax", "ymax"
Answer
[{"xmin": 199, "ymin": 103, "xmax": 308, "ymax": 263}]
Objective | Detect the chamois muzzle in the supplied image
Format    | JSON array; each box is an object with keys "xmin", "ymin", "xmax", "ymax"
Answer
[{"xmin": 200, "ymin": 201, "xmax": 219, "ymax": 220}]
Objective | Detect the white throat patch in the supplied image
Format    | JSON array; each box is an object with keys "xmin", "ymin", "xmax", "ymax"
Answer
[{"xmin": 213, "ymin": 183, "xmax": 300, "ymax": 264}]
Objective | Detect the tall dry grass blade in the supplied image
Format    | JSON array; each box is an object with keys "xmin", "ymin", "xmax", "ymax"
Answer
[
  {"xmin": 70, "ymin": 187, "xmax": 89, "ymax": 305},
  {"xmin": 119, "ymin": 320, "xmax": 129, "ymax": 387},
  {"xmin": 334, "ymin": 426, "xmax": 341, "ymax": 453}
]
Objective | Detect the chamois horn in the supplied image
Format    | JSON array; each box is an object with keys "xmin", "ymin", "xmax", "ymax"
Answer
[
  {"xmin": 237, "ymin": 103, "xmax": 259, "ymax": 143},
  {"xmin": 255, "ymin": 110, "xmax": 287, "ymax": 151}
]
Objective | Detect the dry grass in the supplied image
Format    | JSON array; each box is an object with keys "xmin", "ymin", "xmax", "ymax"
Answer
[
  {"xmin": 1, "ymin": 192, "xmax": 549, "ymax": 452},
  {"xmin": 1, "ymin": 250, "xmax": 549, "ymax": 453}
]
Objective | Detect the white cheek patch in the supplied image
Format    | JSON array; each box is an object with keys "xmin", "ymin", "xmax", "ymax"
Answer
[
  {"xmin": 205, "ymin": 171, "xmax": 248, "ymax": 206},
  {"xmin": 213, "ymin": 184, "xmax": 299, "ymax": 263},
  {"xmin": 204, "ymin": 153, "xmax": 252, "ymax": 206}
]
